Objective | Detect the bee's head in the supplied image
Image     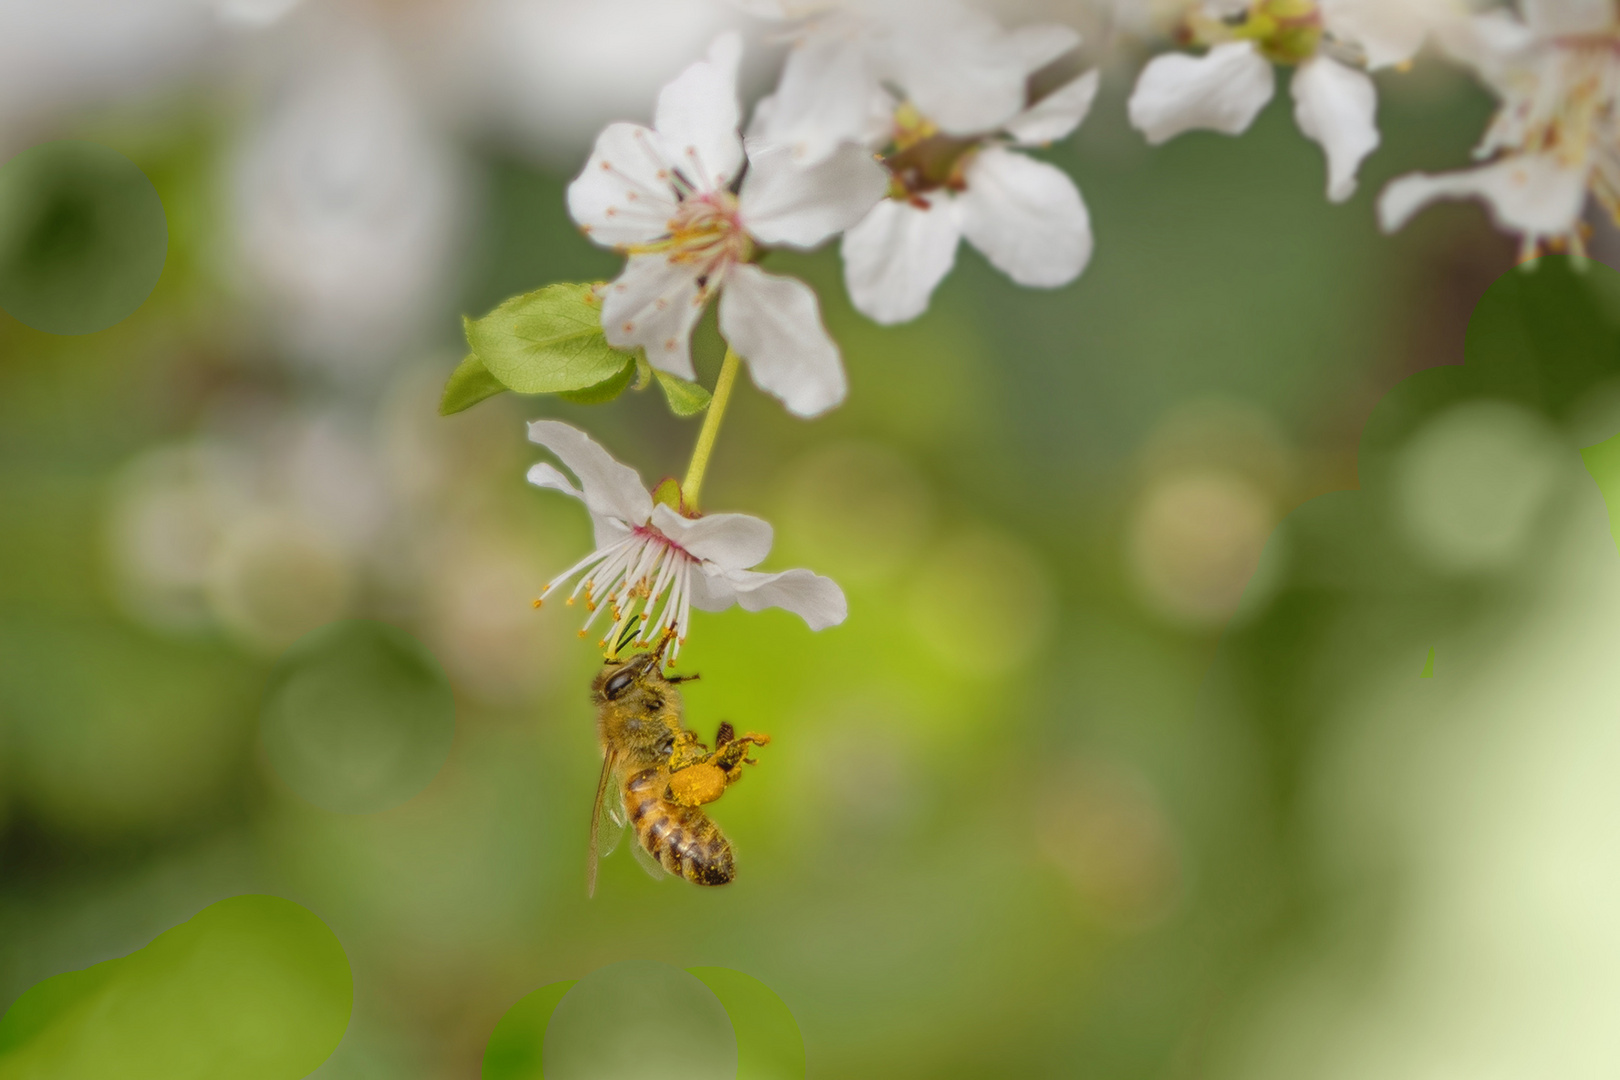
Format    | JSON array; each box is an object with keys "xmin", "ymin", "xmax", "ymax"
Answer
[{"xmin": 591, "ymin": 647, "xmax": 688, "ymax": 718}]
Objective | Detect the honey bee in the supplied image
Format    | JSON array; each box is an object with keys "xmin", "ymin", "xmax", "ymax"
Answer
[{"xmin": 587, "ymin": 641, "xmax": 770, "ymax": 895}]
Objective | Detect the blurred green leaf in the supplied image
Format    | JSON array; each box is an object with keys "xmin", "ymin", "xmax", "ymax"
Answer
[
  {"xmin": 464, "ymin": 283, "xmax": 629, "ymax": 395},
  {"xmin": 687, "ymin": 967, "xmax": 805, "ymax": 1080},
  {"xmin": 653, "ymin": 368, "xmax": 712, "ymax": 417},
  {"xmin": 557, "ymin": 356, "xmax": 637, "ymax": 405},
  {"xmin": 440, "ymin": 353, "xmax": 508, "ymax": 415},
  {"xmin": 481, "ymin": 980, "xmax": 576, "ymax": 1080},
  {"xmin": 0, "ymin": 895, "xmax": 351, "ymax": 1080}
]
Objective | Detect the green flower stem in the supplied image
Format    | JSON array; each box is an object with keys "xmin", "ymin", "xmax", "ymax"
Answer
[{"xmin": 682, "ymin": 346, "xmax": 741, "ymax": 511}]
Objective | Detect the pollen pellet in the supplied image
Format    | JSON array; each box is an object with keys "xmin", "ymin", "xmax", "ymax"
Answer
[{"xmin": 668, "ymin": 763, "xmax": 728, "ymax": 807}]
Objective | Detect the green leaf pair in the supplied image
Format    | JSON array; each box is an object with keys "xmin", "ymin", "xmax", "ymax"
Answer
[{"xmin": 440, "ymin": 283, "xmax": 711, "ymax": 418}]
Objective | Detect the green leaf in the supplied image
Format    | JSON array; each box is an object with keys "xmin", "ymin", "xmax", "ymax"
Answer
[
  {"xmin": 0, "ymin": 894, "xmax": 351, "ymax": 1080},
  {"xmin": 481, "ymin": 980, "xmax": 575, "ymax": 1080},
  {"xmin": 464, "ymin": 283, "xmax": 630, "ymax": 395},
  {"xmin": 653, "ymin": 368, "xmax": 712, "ymax": 417},
  {"xmin": 439, "ymin": 353, "xmax": 508, "ymax": 416},
  {"xmin": 556, "ymin": 357, "xmax": 637, "ymax": 405}
]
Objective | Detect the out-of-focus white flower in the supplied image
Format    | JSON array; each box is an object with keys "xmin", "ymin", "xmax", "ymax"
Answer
[
  {"xmin": 1128, "ymin": 0, "xmax": 1437, "ymax": 202},
  {"xmin": 839, "ymin": 67, "xmax": 1099, "ymax": 324},
  {"xmin": 105, "ymin": 410, "xmax": 392, "ymax": 651},
  {"xmin": 746, "ymin": 0, "xmax": 1081, "ymax": 165},
  {"xmin": 527, "ymin": 420, "xmax": 847, "ymax": 657},
  {"xmin": 231, "ymin": 31, "xmax": 464, "ymax": 374},
  {"xmin": 567, "ymin": 32, "xmax": 885, "ymax": 417},
  {"xmin": 0, "ymin": 0, "xmax": 218, "ymax": 134},
  {"xmin": 1379, "ymin": 0, "xmax": 1620, "ymax": 258},
  {"xmin": 470, "ymin": 0, "xmax": 736, "ymax": 163}
]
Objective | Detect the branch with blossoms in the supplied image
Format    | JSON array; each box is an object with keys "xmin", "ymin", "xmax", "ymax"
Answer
[{"xmin": 443, "ymin": 0, "xmax": 1620, "ymax": 664}]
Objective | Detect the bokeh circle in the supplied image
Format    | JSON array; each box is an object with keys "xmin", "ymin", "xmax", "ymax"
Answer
[
  {"xmin": 260, "ymin": 619, "xmax": 456, "ymax": 814},
  {"xmin": 543, "ymin": 960, "xmax": 736, "ymax": 1080},
  {"xmin": 0, "ymin": 140, "xmax": 168, "ymax": 334}
]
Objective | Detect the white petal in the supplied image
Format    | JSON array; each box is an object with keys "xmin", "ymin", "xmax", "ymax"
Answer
[
  {"xmin": 885, "ymin": 5, "xmax": 1043, "ymax": 135},
  {"xmin": 718, "ymin": 263, "xmax": 846, "ymax": 418},
  {"xmin": 1003, "ymin": 23, "xmax": 1083, "ymax": 74},
  {"xmin": 1291, "ymin": 57, "xmax": 1380, "ymax": 203},
  {"xmin": 526, "ymin": 461, "xmax": 582, "ymax": 500},
  {"xmin": 1127, "ymin": 41, "xmax": 1275, "ymax": 144},
  {"xmin": 754, "ymin": 32, "xmax": 879, "ymax": 165},
  {"xmin": 959, "ymin": 147, "xmax": 1091, "ymax": 288},
  {"xmin": 654, "ymin": 32, "xmax": 745, "ymax": 193},
  {"xmin": 724, "ymin": 567, "xmax": 848, "ymax": 629},
  {"xmin": 1436, "ymin": 12, "xmax": 1542, "ymax": 89},
  {"xmin": 688, "ymin": 565, "xmax": 739, "ymax": 612},
  {"xmin": 1004, "ymin": 70, "xmax": 1100, "ymax": 146},
  {"xmin": 600, "ymin": 254, "xmax": 707, "ymax": 380},
  {"xmin": 739, "ymin": 140, "xmax": 888, "ymax": 249},
  {"xmin": 529, "ymin": 461, "xmax": 630, "ymax": 549},
  {"xmin": 1523, "ymin": 0, "xmax": 1615, "ymax": 37},
  {"xmin": 840, "ymin": 194, "xmax": 962, "ymax": 325},
  {"xmin": 1378, "ymin": 154, "xmax": 1588, "ymax": 237},
  {"xmin": 1321, "ymin": 0, "xmax": 1436, "ymax": 69},
  {"xmin": 651, "ymin": 504, "xmax": 774, "ymax": 570},
  {"xmin": 567, "ymin": 122, "xmax": 680, "ymax": 249},
  {"xmin": 526, "ymin": 420, "xmax": 653, "ymax": 528}
]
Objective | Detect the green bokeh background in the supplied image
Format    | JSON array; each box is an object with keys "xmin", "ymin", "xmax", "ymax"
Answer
[{"xmin": 3, "ymin": 53, "xmax": 1592, "ymax": 1079}]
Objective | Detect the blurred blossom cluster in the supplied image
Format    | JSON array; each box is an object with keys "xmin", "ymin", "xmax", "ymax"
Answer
[{"xmin": 104, "ymin": 371, "xmax": 558, "ymax": 704}]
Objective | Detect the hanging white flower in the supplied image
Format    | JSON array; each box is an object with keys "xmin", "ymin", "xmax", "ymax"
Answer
[
  {"xmin": 567, "ymin": 32, "xmax": 887, "ymax": 418},
  {"xmin": 526, "ymin": 420, "xmax": 846, "ymax": 657},
  {"xmin": 744, "ymin": 0, "xmax": 1081, "ymax": 166},
  {"xmin": 1378, "ymin": 0, "xmax": 1619, "ymax": 259},
  {"xmin": 1127, "ymin": 0, "xmax": 1437, "ymax": 203},
  {"xmin": 837, "ymin": 67, "xmax": 1100, "ymax": 325}
]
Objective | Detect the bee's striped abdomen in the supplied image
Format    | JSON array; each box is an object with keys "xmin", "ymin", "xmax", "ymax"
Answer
[{"xmin": 624, "ymin": 769, "xmax": 736, "ymax": 886}]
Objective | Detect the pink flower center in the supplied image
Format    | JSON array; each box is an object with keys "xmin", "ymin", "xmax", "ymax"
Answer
[
  {"xmin": 659, "ymin": 190, "xmax": 752, "ymax": 274},
  {"xmin": 631, "ymin": 523, "xmax": 698, "ymax": 564}
]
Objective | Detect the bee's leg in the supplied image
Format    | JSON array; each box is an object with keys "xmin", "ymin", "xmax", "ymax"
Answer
[
  {"xmin": 665, "ymin": 728, "xmax": 708, "ymax": 771},
  {"xmin": 709, "ymin": 731, "xmax": 771, "ymax": 782},
  {"xmin": 666, "ymin": 731, "xmax": 771, "ymax": 806}
]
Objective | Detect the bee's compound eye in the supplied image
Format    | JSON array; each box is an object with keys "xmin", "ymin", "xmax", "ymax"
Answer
[{"xmin": 604, "ymin": 669, "xmax": 636, "ymax": 699}]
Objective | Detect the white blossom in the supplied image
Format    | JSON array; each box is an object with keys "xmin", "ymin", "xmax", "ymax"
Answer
[
  {"xmin": 1127, "ymin": 0, "xmax": 1436, "ymax": 202},
  {"xmin": 567, "ymin": 32, "xmax": 887, "ymax": 418},
  {"xmin": 1379, "ymin": 0, "xmax": 1620, "ymax": 259},
  {"xmin": 838, "ymin": 68, "xmax": 1099, "ymax": 325},
  {"xmin": 527, "ymin": 420, "xmax": 847, "ymax": 657},
  {"xmin": 745, "ymin": 0, "xmax": 1080, "ymax": 166}
]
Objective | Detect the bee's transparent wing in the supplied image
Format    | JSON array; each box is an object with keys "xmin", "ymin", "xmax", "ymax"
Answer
[
  {"xmin": 587, "ymin": 753, "xmax": 624, "ymax": 897},
  {"xmin": 631, "ymin": 826, "xmax": 672, "ymax": 882},
  {"xmin": 622, "ymin": 822, "xmax": 667, "ymax": 880}
]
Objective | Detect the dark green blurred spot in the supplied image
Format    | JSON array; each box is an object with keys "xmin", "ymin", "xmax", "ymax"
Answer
[
  {"xmin": 261, "ymin": 620, "xmax": 456, "ymax": 814},
  {"xmin": 543, "ymin": 961, "xmax": 735, "ymax": 1080},
  {"xmin": 0, "ymin": 141, "xmax": 167, "ymax": 334},
  {"xmin": 0, "ymin": 895, "xmax": 351, "ymax": 1079},
  {"xmin": 482, "ymin": 980, "xmax": 576, "ymax": 1080},
  {"xmin": 687, "ymin": 967, "xmax": 805, "ymax": 1080},
  {"xmin": 1419, "ymin": 648, "xmax": 1434, "ymax": 679}
]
